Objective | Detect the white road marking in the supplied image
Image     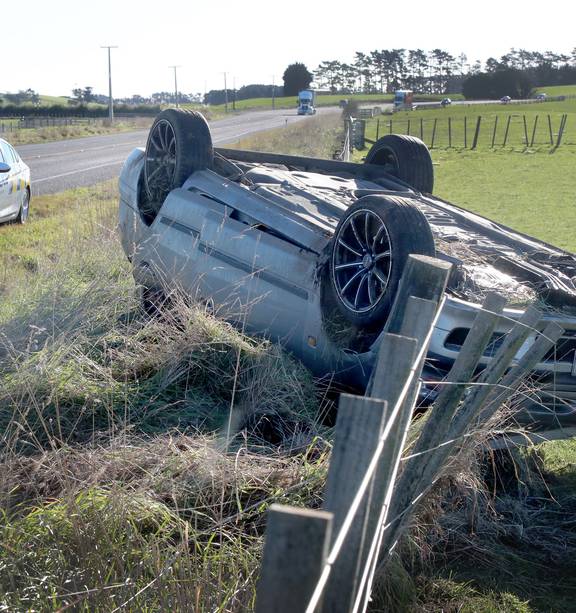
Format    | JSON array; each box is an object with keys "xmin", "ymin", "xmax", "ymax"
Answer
[{"xmin": 34, "ymin": 160, "xmax": 124, "ymax": 183}]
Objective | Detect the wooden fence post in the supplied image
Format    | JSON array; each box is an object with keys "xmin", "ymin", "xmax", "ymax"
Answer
[
  {"xmin": 378, "ymin": 305, "xmax": 547, "ymax": 573},
  {"xmin": 430, "ymin": 118, "xmax": 437, "ymax": 149},
  {"xmin": 389, "ymin": 119, "xmax": 393, "ymax": 134},
  {"xmin": 420, "ymin": 117, "xmax": 424, "ymax": 141},
  {"xmin": 358, "ymin": 299, "xmax": 439, "ymax": 609},
  {"xmin": 376, "ymin": 119, "xmax": 380, "ymax": 140},
  {"xmin": 530, "ymin": 115, "xmax": 539, "ymax": 147},
  {"xmin": 395, "ymin": 292, "xmax": 506, "ymax": 483},
  {"xmin": 502, "ymin": 115, "xmax": 511, "ymax": 146},
  {"xmin": 256, "ymin": 505, "xmax": 333, "ymax": 613},
  {"xmin": 407, "ymin": 119, "xmax": 411, "ymax": 135},
  {"xmin": 384, "ymin": 254, "xmax": 452, "ymax": 336},
  {"xmin": 491, "ymin": 115, "xmax": 499, "ymax": 147},
  {"xmin": 522, "ymin": 115, "xmax": 529, "ymax": 146},
  {"xmin": 322, "ymin": 394, "xmax": 389, "ymax": 613},
  {"xmin": 448, "ymin": 117, "xmax": 452, "ymax": 147},
  {"xmin": 464, "ymin": 116, "xmax": 468, "ymax": 148},
  {"xmin": 555, "ymin": 114, "xmax": 567, "ymax": 148},
  {"xmin": 477, "ymin": 320, "xmax": 564, "ymax": 424},
  {"xmin": 547, "ymin": 114, "xmax": 554, "ymax": 145},
  {"xmin": 471, "ymin": 116, "xmax": 482, "ymax": 149}
]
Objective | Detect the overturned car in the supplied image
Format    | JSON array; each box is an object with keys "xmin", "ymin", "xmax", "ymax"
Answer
[{"xmin": 119, "ymin": 109, "xmax": 576, "ymax": 428}]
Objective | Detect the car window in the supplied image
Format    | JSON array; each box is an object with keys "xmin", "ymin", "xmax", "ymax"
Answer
[
  {"xmin": 7, "ymin": 145, "xmax": 18, "ymax": 163},
  {"xmin": 0, "ymin": 141, "xmax": 12, "ymax": 164}
]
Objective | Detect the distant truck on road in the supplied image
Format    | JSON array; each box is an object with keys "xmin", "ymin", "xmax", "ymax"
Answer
[
  {"xmin": 297, "ymin": 90, "xmax": 317, "ymax": 115},
  {"xmin": 393, "ymin": 90, "xmax": 414, "ymax": 111}
]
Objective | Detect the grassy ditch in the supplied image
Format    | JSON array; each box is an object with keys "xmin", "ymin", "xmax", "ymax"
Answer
[
  {"xmin": 229, "ymin": 111, "xmax": 343, "ymax": 158},
  {"xmin": 0, "ymin": 117, "xmax": 575, "ymax": 610}
]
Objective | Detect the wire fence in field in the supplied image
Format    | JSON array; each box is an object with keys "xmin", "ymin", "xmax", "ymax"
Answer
[
  {"xmin": 370, "ymin": 112, "xmax": 572, "ymax": 149},
  {"xmin": 0, "ymin": 116, "xmax": 107, "ymax": 133},
  {"xmin": 0, "ymin": 115, "xmax": 151, "ymax": 134}
]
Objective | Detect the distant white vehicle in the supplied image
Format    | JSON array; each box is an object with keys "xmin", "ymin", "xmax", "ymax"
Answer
[
  {"xmin": 500, "ymin": 95, "xmax": 511, "ymax": 104},
  {"xmin": 0, "ymin": 138, "xmax": 31, "ymax": 224},
  {"xmin": 441, "ymin": 98, "xmax": 452, "ymax": 106},
  {"xmin": 535, "ymin": 92, "xmax": 547, "ymax": 100},
  {"xmin": 297, "ymin": 90, "xmax": 317, "ymax": 115}
]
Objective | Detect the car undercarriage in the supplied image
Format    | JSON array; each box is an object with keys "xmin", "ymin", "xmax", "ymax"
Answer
[{"xmin": 119, "ymin": 109, "xmax": 576, "ymax": 430}]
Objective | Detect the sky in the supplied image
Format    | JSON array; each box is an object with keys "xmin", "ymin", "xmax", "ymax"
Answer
[{"xmin": 2, "ymin": 0, "xmax": 575, "ymax": 99}]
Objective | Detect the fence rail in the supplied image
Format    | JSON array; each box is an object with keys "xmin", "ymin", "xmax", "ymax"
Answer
[{"xmin": 254, "ymin": 254, "xmax": 564, "ymax": 613}]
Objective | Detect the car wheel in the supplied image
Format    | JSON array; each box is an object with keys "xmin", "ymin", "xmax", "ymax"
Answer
[
  {"xmin": 16, "ymin": 188, "xmax": 30, "ymax": 224},
  {"xmin": 364, "ymin": 134, "xmax": 434, "ymax": 194},
  {"xmin": 144, "ymin": 109, "xmax": 213, "ymax": 203},
  {"xmin": 327, "ymin": 195, "xmax": 435, "ymax": 329}
]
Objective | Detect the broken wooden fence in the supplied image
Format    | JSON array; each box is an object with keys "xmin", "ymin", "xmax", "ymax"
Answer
[{"xmin": 254, "ymin": 254, "xmax": 563, "ymax": 613}]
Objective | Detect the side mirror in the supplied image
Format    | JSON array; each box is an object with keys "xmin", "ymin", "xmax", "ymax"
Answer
[{"xmin": 0, "ymin": 162, "xmax": 11, "ymax": 173}]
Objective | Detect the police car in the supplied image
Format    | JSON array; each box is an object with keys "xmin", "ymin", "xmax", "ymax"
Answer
[{"xmin": 0, "ymin": 138, "xmax": 31, "ymax": 224}]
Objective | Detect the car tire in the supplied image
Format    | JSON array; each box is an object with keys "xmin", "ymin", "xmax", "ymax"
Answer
[
  {"xmin": 144, "ymin": 108, "xmax": 213, "ymax": 203},
  {"xmin": 364, "ymin": 134, "xmax": 434, "ymax": 194},
  {"xmin": 15, "ymin": 188, "xmax": 30, "ymax": 224},
  {"xmin": 326, "ymin": 194, "xmax": 435, "ymax": 330}
]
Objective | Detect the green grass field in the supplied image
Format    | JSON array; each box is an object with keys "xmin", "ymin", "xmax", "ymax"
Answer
[
  {"xmin": 361, "ymin": 98, "xmax": 576, "ymax": 252},
  {"xmin": 535, "ymin": 84, "xmax": 576, "ymax": 97}
]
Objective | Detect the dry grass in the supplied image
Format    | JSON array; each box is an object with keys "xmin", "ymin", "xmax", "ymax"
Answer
[{"xmin": 229, "ymin": 112, "xmax": 344, "ymax": 159}]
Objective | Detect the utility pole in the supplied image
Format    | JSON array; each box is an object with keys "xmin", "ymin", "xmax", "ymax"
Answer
[
  {"xmin": 101, "ymin": 45, "xmax": 118, "ymax": 122},
  {"xmin": 223, "ymin": 72, "xmax": 228, "ymax": 113},
  {"xmin": 169, "ymin": 65, "xmax": 181, "ymax": 107}
]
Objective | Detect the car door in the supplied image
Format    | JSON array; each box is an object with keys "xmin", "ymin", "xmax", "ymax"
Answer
[
  {"xmin": 147, "ymin": 186, "xmax": 316, "ymax": 355},
  {"xmin": 0, "ymin": 141, "xmax": 19, "ymax": 219}
]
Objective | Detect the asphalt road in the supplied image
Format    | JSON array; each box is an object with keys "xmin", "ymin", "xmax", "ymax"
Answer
[{"xmin": 20, "ymin": 107, "xmax": 335, "ymax": 196}]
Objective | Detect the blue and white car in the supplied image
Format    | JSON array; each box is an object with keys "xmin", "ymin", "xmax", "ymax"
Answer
[{"xmin": 0, "ymin": 138, "xmax": 31, "ymax": 224}]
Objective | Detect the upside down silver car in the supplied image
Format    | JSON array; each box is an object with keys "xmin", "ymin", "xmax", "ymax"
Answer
[{"xmin": 119, "ymin": 109, "xmax": 576, "ymax": 429}]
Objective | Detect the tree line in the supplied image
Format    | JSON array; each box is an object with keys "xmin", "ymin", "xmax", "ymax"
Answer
[{"xmin": 312, "ymin": 48, "xmax": 576, "ymax": 97}]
